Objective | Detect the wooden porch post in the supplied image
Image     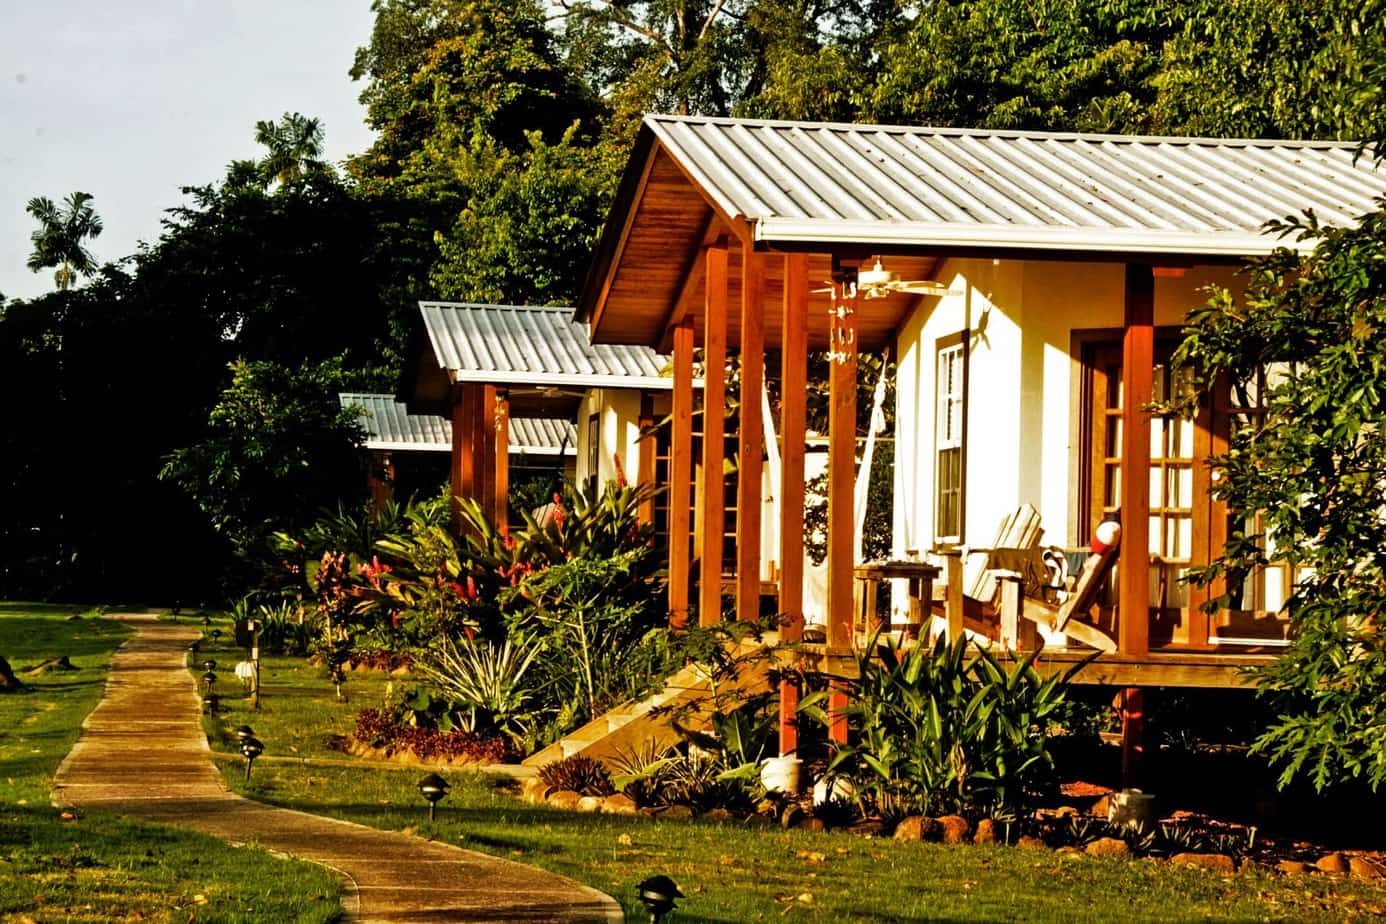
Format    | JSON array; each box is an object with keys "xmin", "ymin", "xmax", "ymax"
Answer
[
  {"xmin": 669, "ymin": 321, "xmax": 695, "ymax": 630},
  {"xmin": 450, "ymin": 385, "xmax": 480, "ymax": 532},
  {"xmin": 637, "ymin": 392, "xmax": 657, "ymax": 526},
  {"xmin": 368, "ymin": 450, "xmax": 394, "ymax": 513},
  {"xmin": 827, "ymin": 287, "xmax": 858, "ymax": 744},
  {"xmin": 737, "ymin": 248, "xmax": 766, "ymax": 623},
  {"xmin": 1187, "ymin": 374, "xmax": 1230, "ymax": 650},
  {"xmin": 700, "ymin": 241, "xmax": 729, "ymax": 627},
  {"xmin": 778, "ymin": 253, "xmax": 809, "ymax": 756},
  {"xmin": 1120, "ymin": 687, "xmax": 1145, "ymax": 787},
  {"xmin": 478, "ymin": 384, "xmax": 497, "ymax": 524},
  {"xmin": 492, "ymin": 389, "xmax": 509, "ymax": 527},
  {"xmin": 1119, "ymin": 264, "xmax": 1153, "ymax": 657}
]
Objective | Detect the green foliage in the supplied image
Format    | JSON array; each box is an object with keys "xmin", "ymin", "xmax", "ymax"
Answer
[
  {"xmin": 1174, "ymin": 199, "xmax": 1386, "ymax": 792},
  {"xmin": 413, "ymin": 634, "xmax": 544, "ymax": 745},
  {"xmin": 537, "ymin": 754, "xmax": 614, "ymax": 796},
  {"xmin": 25, "ymin": 191, "xmax": 103, "ymax": 291},
  {"xmin": 430, "ymin": 125, "xmax": 621, "ymax": 306},
  {"xmin": 802, "ymin": 635, "xmax": 1080, "ymax": 818},
  {"xmin": 159, "ymin": 358, "xmax": 368, "ymax": 568}
]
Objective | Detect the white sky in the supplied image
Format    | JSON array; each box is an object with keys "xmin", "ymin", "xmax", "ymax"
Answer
[{"xmin": 0, "ymin": 1, "xmax": 379, "ymax": 301}]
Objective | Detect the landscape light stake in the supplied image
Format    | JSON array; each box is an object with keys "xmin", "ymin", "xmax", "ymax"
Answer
[
  {"xmin": 240, "ymin": 736, "xmax": 264, "ymax": 782},
  {"xmin": 417, "ymin": 773, "xmax": 450, "ymax": 821},
  {"xmin": 636, "ymin": 874, "xmax": 684, "ymax": 923}
]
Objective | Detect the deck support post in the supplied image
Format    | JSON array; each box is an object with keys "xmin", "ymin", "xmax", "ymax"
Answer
[
  {"xmin": 700, "ymin": 242, "xmax": 729, "ymax": 626},
  {"xmin": 737, "ymin": 248, "xmax": 766, "ymax": 624},
  {"xmin": 1120, "ymin": 686, "xmax": 1145, "ymax": 788},
  {"xmin": 637, "ymin": 392, "xmax": 657, "ymax": 526},
  {"xmin": 943, "ymin": 548, "xmax": 965, "ymax": 643},
  {"xmin": 487, "ymin": 386, "xmax": 509, "ymax": 527},
  {"xmin": 778, "ymin": 253, "xmax": 809, "ymax": 755},
  {"xmin": 368, "ymin": 450, "xmax": 394, "ymax": 513},
  {"xmin": 826, "ymin": 286, "xmax": 858, "ymax": 745},
  {"xmin": 1119, "ymin": 264, "xmax": 1154, "ymax": 657},
  {"xmin": 669, "ymin": 321, "xmax": 695, "ymax": 630}
]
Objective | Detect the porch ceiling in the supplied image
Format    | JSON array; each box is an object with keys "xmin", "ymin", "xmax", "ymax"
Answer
[{"xmin": 588, "ymin": 145, "xmax": 940, "ymax": 352}]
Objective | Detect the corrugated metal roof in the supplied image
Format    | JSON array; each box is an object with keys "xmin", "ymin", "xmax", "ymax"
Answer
[
  {"xmin": 340, "ymin": 393, "xmax": 576, "ymax": 455},
  {"xmin": 420, "ymin": 302, "xmax": 672, "ymax": 388},
  {"xmin": 645, "ymin": 115, "xmax": 1386, "ymax": 256}
]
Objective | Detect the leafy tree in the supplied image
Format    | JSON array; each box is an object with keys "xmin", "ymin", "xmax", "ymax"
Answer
[
  {"xmin": 160, "ymin": 358, "xmax": 370, "ymax": 580},
  {"xmin": 430, "ymin": 126, "xmax": 621, "ymax": 305},
  {"xmin": 26, "ymin": 191, "xmax": 103, "ymax": 291}
]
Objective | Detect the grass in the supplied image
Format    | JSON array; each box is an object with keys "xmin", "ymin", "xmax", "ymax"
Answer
[
  {"xmin": 0, "ymin": 604, "xmax": 343, "ymax": 923},
  {"xmin": 199, "ymin": 640, "xmax": 1386, "ymax": 923}
]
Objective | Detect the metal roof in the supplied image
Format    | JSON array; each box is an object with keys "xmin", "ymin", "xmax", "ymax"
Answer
[
  {"xmin": 419, "ymin": 302, "xmax": 672, "ymax": 388},
  {"xmin": 644, "ymin": 115, "xmax": 1386, "ymax": 257},
  {"xmin": 340, "ymin": 393, "xmax": 576, "ymax": 455}
]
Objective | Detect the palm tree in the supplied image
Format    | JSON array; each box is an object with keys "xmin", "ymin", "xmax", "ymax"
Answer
[
  {"xmin": 26, "ymin": 191, "xmax": 103, "ymax": 291},
  {"xmin": 254, "ymin": 112, "xmax": 327, "ymax": 186}
]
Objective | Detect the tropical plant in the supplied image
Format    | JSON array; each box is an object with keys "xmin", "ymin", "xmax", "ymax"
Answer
[
  {"xmin": 253, "ymin": 112, "xmax": 328, "ymax": 186},
  {"xmin": 26, "ymin": 191, "xmax": 103, "ymax": 291},
  {"xmin": 537, "ymin": 754, "xmax": 613, "ymax": 796},
  {"xmin": 802, "ymin": 635, "xmax": 1083, "ymax": 819},
  {"xmin": 608, "ymin": 740, "xmax": 678, "ymax": 806},
  {"xmin": 413, "ymin": 634, "xmax": 544, "ymax": 746}
]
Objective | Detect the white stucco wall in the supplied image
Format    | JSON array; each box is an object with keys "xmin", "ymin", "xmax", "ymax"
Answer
[
  {"xmin": 576, "ymin": 388, "xmax": 644, "ymax": 485},
  {"xmin": 893, "ymin": 259, "xmax": 1242, "ymax": 557}
]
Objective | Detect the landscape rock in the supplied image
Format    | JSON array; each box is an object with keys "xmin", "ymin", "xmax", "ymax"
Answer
[
  {"xmin": 893, "ymin": 816, "xmax": 940, "ymax": 842},
  {"xmin": 936, "ymin": 815, "xmax": 971, "ymax": 845},
  {"xmin": 1316, "ymin": 852, "xmax": 1349, "ymax": 874},
  {"xmin": 547, "ymin": 789, "xmax": 581, "ymax": 811},
  {"xmin": 781, "ymin": 804, "xmax": 805, "ymax": 829},
  {"xmin": 1350, "ymin": 856, "xmax": 1384, "ymax": 880},
  {"xmin": 798, "ymin": 817, "xmax": 826, "ymax": 832},
  {"xmin": 1017, "ymin": 836, "xmax": 1049, "ymax": 850},
  {"xmin": 1276, "ymin": 860, "xmax": 1311, "ymax": 875},
  {"xmin": 1089, "ymin": 795, "xmax": 1112, "ymax": 818},
  {"xmin": 703, "ymin": 808, "xmax": 734, "ymax": 822},
  {"xmin": 600, "ymin": 794, "xmax": 639, "ymax": 816},
  {"xmin": 1085, "ymin": 837, "xmax": 1130, "ymax": 858},
  {"xmin": 744, "ymin": 812, "xmax": 773, "ymax": 827},
  {"xmin": 974, "ymin": 819, "xmax": 998, "ymax": 845},
  {"xmin": 657, "ymin": 805, "xmax": 694, "ymax": 820},
  {"xmin": 519, "ymin": 777, "xmax": 550, "ymax": 805},
  {"xmin": 1170, "ymin": 853, "xmax": 1236, "ymax": 874}
]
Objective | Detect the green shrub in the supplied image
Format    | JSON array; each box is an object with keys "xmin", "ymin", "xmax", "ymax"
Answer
[
  {"xmin": 538, "ymin": 755, "xmax": 614, "ymax": 796},
  {"xmin": 802, "ymin": 635, "xmax": 1083, "ymax": 819}
]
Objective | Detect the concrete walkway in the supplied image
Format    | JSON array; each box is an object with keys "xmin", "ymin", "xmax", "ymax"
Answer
[{"xmin": 52, "ymin": 615, "xmax": 622, "ymax": 923}]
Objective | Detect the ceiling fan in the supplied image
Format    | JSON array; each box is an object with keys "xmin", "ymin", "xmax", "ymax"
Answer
[{"xmin": 814, "ymin": 257, "xmax": 959, "ymax": 300}]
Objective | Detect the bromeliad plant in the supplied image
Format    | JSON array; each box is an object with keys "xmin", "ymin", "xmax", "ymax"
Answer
[{"xmin": 801, "ymin": 634, "xmax": 1084, "ymax": 820}]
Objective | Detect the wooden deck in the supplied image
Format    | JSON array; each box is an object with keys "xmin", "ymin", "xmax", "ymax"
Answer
[{"xmin": 780, "ymin": 639, "xmax": 1275, "ymax": 689}]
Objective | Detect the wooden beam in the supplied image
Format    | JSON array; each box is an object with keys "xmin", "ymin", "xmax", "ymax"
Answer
[
  {"xmin": 655, "ymin": 212, "xmax": 718, "ymax": 352},
  {"xmin": 1119, "ymin": 264, "xmax": 1154, "ymax": 657},
  {"xmin": 737, "ymin": 248, "xmax": 766, "ymax": 623},
  {"xmin": 826, "ymin": 292, "xmax": 857, "ymax": 651},
  {"xmin": 1120, "ymin": 687, "xmax": 1145, "ymax": 788},
  {"xmin": 492, "ymin": 389, "xmax": 509, "ymax": 527},
  {"xmin": 669, "ymin": 321, "xmax": 695, "ymax": 631},
  {"xmin": 700, "ymin": 242, "xmax": 729, "ymax": 627},
  {"xmin": 778, "ymin": 253, "xmax": 809, "ymax": 756},
  {"xmin": 637, "ymin": 392, "xmax": 657, "ymax": 526}
]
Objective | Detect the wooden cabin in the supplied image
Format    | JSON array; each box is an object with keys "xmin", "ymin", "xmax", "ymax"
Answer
[
  {"xmin": 340, "ymin": 392, "xmax": 576, "ymax": 510},
  {"xmin": 401, "ymin": 301, "xmax": 676, "ymax": 528},
  {"xmin": 576, "ymin": 114, "xmax": 1386, "ymax": 761}
]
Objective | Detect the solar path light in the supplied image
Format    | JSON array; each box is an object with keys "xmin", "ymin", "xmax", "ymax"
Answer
[
  {"xmin": 235, "ymin": 724, "xmax": 255, "ymax": 743},
  {"xmin": 417, "ymin": 773, "xmax": 450, "ymax": 821},
  {"xmin": 239, "ymin": 736, "xmax": 264, "ymax": 782},
  {"xmin": 636, "ymin": 874, "xmax": 684, "ymax": 923}
]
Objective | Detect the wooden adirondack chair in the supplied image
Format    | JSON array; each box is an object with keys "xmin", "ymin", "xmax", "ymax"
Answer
[{"xmin": 936, "ymin": 505, "xmax": 1119, "ymax": 653}]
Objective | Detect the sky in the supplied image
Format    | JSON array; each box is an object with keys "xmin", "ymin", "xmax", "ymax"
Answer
[{"xmin": 0, "ymin": 1, "xmax": 379, "ymax": 301}]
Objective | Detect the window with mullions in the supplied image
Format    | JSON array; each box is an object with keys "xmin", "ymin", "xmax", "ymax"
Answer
[
  {"xmin": 1226, "ymin": 364, "xmax": 1299, "ymax": 621},
  {"xmin": 935, "ymin": 335, "xmax": 967, "ymax": 543}
]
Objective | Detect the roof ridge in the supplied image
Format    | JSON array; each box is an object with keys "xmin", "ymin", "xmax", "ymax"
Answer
[
  {"xmin": 643, "ymin": 112, "xmax": 1365, "ymax": 149},
  {"xmin": 418, "ymin": 300, "xmax": 577, "ymax": 313}
]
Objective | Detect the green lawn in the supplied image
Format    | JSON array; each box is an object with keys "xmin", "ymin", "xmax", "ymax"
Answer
[
  {"xmin": 0, "ymin": 604, "xmax": 343, "ymax": 923},
  {"xmin": 200, "ymin": 641, "xmax": 1386, "ymax": 923}
]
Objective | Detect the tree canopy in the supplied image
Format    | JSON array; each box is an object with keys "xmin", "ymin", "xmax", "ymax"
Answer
[{"xmin": 26, "ymin": 191, "xmax": 103, "ymax": 291}]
